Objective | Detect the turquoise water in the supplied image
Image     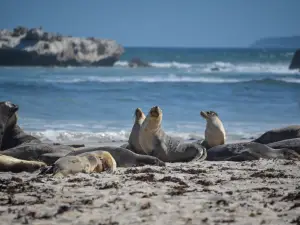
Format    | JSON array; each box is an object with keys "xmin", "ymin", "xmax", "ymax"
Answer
[{"xmin": 0, "ymin": 47, "xmax": 299, "ymax": 144}]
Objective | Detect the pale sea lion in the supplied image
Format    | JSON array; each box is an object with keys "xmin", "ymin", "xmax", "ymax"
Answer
[
  {"xmin": 0, "ymin": 154, "xmax": 46, "ymax": 172},
  {"xmin": 121, "ymin": 108, "xmax": 146, "ymax": 154},
  {"xmin": 200, "ymin": 110, "xmax": 226, "ymax": 149},
  {"xmin": 206, "ymin": 142, "xmax": 300, "ymax": 161},
  {"xmin": 45, "ymin": 151, "xmax": 117, "ymax": 177},
  {"xmin": 252, "ymin": 125, "xmax": 300, "ymax": 144},
  {"xmin": 138, "ymin": 106, "xmax": 207, "ymax": 162},
  {"xmin": 66, "ymin": 146, "xmax": 166, "ymax": 167}
]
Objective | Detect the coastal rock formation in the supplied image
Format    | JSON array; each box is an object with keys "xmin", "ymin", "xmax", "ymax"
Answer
[
  {"xmin": 0, "ymin": 26, "xmax": 124, "ymax": 66},
  {"xmin": 128, "ymin": 57, "xmax": 151, "ymax": 68},
  {"xmin": 289, "ymin": 49, "xmax": 300, "ymax": 70},
  {"xmin": 251, "ymin": 36, "xmax": 300, "ymax": 48}
]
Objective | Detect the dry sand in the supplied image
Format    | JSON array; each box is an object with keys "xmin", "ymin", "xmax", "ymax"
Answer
[{"xmin": 0, "ymin": 158, "xmax": 299, "ymax": 225}]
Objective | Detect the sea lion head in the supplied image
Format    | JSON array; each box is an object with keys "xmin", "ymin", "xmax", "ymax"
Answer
[
  {"xmin": 142, "ymin": 106, "xmax": 163, "ymax": 132},
  {"xmin": 134, "ymin": 108, "xmax": 146, "ymax": 123},
  {"xmin": 200, "ymin": 111, "xmax": 219, "ymax": 120},
  {"xmin": 150, "ymin": 106, "xmax": 162, "ymax": 118},
  {"xmin": 149, "ymin": 105, "xmax": 163, "ymax": 125},
  {"xmin": 0, "ymin": 101, "xmax": 19, "ymax": 134},
  {"xmin": 94, "ymin": 151, "xmax": 117, "ymax": 173}
]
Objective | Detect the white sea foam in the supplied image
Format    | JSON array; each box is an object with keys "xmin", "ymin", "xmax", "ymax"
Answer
[
  {"xmin": 114, "ymin": 61, "xmax": 191, "ymax": 69},
  {"xmin": 150, "ymin": 61, "xmax": 191, "ymax": 68},
  {"xmin": 31, "ymin": 130, "xmax": 130, "ymax": 144},
  {"xmin": 45, "ymin": 74, "xmax": 300, "ymax": 84},
  {"xmin": 28, "ymin": 128, "xmax": 257, "ymax": 145},
  {"xmin": 115, "ymin": 60, "xmax": 298, "ymax": 75},
  {"xmin": 45, "ymin": 74, "xmax": 244, "ymax": 84}
]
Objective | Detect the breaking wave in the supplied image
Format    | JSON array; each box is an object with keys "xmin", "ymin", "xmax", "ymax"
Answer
[
  {"xmin": 115, "ymin": 60, "xmax": 298, "ymax": 74},
  {"xmin": 29, "ymin": 129, "xmax": 255, "ymax": 145},
  {"xmin": 43, "ymin": 75, "xmax": 300, "ymax": 84}
]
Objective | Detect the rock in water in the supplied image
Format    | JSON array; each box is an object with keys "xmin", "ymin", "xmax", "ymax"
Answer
[
  {"xmin": 0, "ymin": 26, "xmax": 124, "ymax": 66},
  {"xmin": 289, "ymin": 49, "xmax": 300, "ymax": 70},
  {"xmin": 128, "ymin": 58, "xmax": 151, "ymax": 68}
]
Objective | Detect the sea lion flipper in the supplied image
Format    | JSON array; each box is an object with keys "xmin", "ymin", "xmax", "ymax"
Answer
[
  {"xmin": 225, "ymin": 151, "xmax": 259, "ymax": 161},
  {"xmin": 0, "ymin": 154, "xmax": 47, "ymax": 172},
  {"xmin": 281, "ymin": 148, "xmax": 300, "ymax": 160},
  {"xmin": 192, "ymin": 144, "xmax": 207, "ymax": 162}
]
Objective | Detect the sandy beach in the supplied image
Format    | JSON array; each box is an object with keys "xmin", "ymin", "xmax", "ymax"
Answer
[{"xmin": 0, "ymin": 153, "xmax": 299, "ymax": 225}]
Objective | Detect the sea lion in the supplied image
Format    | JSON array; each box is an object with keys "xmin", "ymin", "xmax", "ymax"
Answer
[
  {"xmin": 206, "ymin": 142, "xmax": 300, "ymax": 161},
  {"xmin": 0, "ymin": 101, "xmax": 74, "ymax": 166},
  {"xmin": 252, "ymin": 125, "xmax": 300, "ymax": 144},
  {"xmin": 66, "ymin": 146, "xmax": 166, "ymax": 167},
  {"xmin": 44, "ymin": 151, "xmax": 117, "ymax": 177},
  {"xmin": 267, "ymin": 138, "xmax": 300, "ymax": 154},
  {"xmin": 200, "ymin": 110, "xmax": 226, "ymax": 149},
  {"xmin": 138, "ymin": 106, "xmax": 207, "ymax": 162},
  {"xmin": 121, "ymin": 108, "xmax": 146, "ymax": 154},
  {"xmin": 0, "ymin": 154, "xmax": 46, "ymax": 172}
]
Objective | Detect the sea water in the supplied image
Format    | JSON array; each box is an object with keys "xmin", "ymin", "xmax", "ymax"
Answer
[{"xmin": 0, "ymin": 47, "xmax": 299, "ymax": 145}]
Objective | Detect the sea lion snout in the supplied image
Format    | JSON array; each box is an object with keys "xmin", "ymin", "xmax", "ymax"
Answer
[
  {"xmin": 150, "ymin": 106, "xmax": 161, "ymax": 117},
  {"xmin": 200, "ymin": 111, "xmax": 208, "ymax": 119},
  {"xmin": 1, "ymin": 101, "xmax": 19, "ymax": 114},
  {"xmin": 135, "ymin": 108, "xmax": 144, "ymax": 119},
  {"xmin": 5, "ymin": 101, "xmax": 19, "ymax": 111},
  {"xmin": 200, "ymin": 111, "xmax": 218, "ymax": 119}
]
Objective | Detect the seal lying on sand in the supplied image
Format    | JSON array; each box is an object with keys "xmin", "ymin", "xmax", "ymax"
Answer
[
  {"xmin": 267, "ymin": 138, "xmax": 300, "ymax": 154},
  {"xmin": 0, "ymin": 154, "xmax": 46, "ymax": 172},
  {"xmin": 206, "ymin": 142, "xmax": 300, "ymax": 161},
  {"xmin": 43, "ymin": 151, "xmax": 117, "ymax": 177},
  {"xmin": 66, "ymin": 146, "xmax": 165, "ymax": 167},
  {"xmin": 121, "ymin": 108, "xmax": 146, "ymax": 154},
  {"xmin": 138, "ymin": 106, "xmax": 207, "ymax": 162},
  {"xmin": 0, "ymin": 101, "xmax": 165, "ymax": 172},
  {"xmin": 200, "ymin": 110, "xmax": 226, "ymax": 149},
  {"xmin": 252, "ymin": 125, "xmax": 300, "ymax": 144}
]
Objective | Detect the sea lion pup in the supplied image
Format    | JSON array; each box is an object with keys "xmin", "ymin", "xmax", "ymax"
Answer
[
  {"xmin": 206, "ymin": 142, "xmax": 300, "ymax": 161},
  {"xmin": 252, "ymin": 125, "xmax": 300, "ymax": 145},
  {"xmin": 0, "ymin": 154, "xmax": 46, "ymax": 172},
  {"xmin": 43, "ymin": 151, "xmax": 117, "ymax": 177},
  {"xmin": 138, "ymin": 106, "xmax": 207, "ymax": 162},
  {"xmin": 200, "ymin": 110, "xmax": 226, "ymax": 149},
  {"xmin": 121, "ymin": 108, "xmax": 146, "ymax": 154}
]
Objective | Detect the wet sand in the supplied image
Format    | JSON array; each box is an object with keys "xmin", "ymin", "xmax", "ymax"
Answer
[{"xmin": 0, "ymin": 158, "xmax": 299, "ymax": 225}]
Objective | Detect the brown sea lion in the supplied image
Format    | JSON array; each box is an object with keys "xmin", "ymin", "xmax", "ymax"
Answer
[
  {"xmin": 121, "ymin": 108, "xmax": 146, "ymax": 154},
  {"xmin": 253, "ymin": 125, "xmax": 300, "ymax": 144},
  {"xmin": 138, "ymin": 106, "xmax": 207, "ymax": 162}
]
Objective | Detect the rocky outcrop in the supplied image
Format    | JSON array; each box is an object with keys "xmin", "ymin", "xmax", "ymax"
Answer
[
  {"xmin": 128, "ymin": 57, "xmax": 151, "ymax": 68},
  {"xmin": 0, "ymin": 26, "xmax": 124, "ymax": 66},
  {"xmin": 289, "ymin": 49, "xmax": 300, "ymax": 70},
  {"xmin": 251, "ymin": 36, "xmax": 300, "ymax": 49}
]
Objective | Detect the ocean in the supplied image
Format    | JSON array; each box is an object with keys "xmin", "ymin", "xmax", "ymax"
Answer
[{"xmin": 0, "ymin": 47, "xmax": 299, "ymax": 145}]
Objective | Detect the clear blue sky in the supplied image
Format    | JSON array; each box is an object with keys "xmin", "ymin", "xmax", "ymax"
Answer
[{"xmin": 1, "ymin": 0, "xmax": 299, "ymax": 47}]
